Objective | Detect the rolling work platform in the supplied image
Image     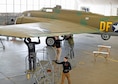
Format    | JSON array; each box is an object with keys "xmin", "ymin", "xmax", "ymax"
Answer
[{"xmin": 25, "ymin": 46, "xmax": 61, "ymax": 84}]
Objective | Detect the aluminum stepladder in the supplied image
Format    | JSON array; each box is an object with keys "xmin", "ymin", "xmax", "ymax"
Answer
[
  {"xmin": 25, "ymin": 46, "xmax": 55, "ymax": 84},
  {"xmin": 34, "ymin": 46, "xmax": 55, "ymax": 84},
  {"xmin": 45, "ymin": 46, "xmax": 62, "ymax": 84}
]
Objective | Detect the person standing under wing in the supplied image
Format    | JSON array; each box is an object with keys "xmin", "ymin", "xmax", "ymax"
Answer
[{"xmin": 24, "ymin": 37, "xmax": 40, "ymax": 71}]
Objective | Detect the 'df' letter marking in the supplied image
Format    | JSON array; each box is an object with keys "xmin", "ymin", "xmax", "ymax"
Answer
[{"xmin": 100, "ymin": 21, "xmax": 112, "ymax": 32}]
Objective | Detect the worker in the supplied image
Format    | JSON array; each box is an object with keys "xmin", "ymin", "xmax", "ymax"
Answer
[
  {"xmin": 54, "ymin": 36, "xmax": 64, "ymax": 61},
  {"xmin": 67, "ymin": 34, "xmax": 74, "ymax": 58},
  {"xmin": 63, "ymin": 34, "xmax": 74, "ymax": 59},
  {"xmin": 24, "ymin": 37, "xmax": 40, "ymax": 71},
  {"xmin": 55, "ymin": 57, "xmax": 72, "ymax": 84}
]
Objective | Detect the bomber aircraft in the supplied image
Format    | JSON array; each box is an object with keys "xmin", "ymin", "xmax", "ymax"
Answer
[{"xmin": 0, "ymin": 6, "xmax": 118, "ymax": 46}]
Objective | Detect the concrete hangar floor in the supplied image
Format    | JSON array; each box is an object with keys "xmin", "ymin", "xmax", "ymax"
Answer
[{"xmin": 0, "ymin": 33, "xmax": 118, "ymax": 84}]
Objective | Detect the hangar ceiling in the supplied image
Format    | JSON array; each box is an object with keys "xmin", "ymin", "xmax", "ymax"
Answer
[{"xmin": 79, "ymin": 0, "xmax": 118, "ymax": 5}]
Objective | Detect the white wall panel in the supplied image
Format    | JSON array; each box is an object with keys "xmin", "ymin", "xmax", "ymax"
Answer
[
  {"xmin": 76, "ymin": 1, "xmax": 117, "ymax": 16},
  {"xmin": 0, "ymin": 5, "xmax": 6, "ymax": 12},
  {"xmin": 14, "ymin": 5, "xmax": 20, "ymax": 12},
  {"xmin": 7, "ymin": 0, "xmax": 13, "ymax": 5},
  {"xmin": 6, "ymin": 5, "xmax": 13, "ymax": 13},
  {"xmin": 0, "ymin": 0, "xmax": 117, "ymax": 16},
  {"xmin": 0, "ymin": 0, "xmax": 6, "ymax": 4}
]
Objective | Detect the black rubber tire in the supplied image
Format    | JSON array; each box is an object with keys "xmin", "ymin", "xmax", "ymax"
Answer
[
  {"xmin": 101, "ymin": 33, "xmax": 111, "ymax": 40},
  {"xmin": 46, "ymin": 37, "xmax": 55, "ymax": 46}
]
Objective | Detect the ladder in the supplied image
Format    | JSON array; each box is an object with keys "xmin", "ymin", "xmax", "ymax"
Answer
[
  {"xmin": 25, "ymin": 46, "xmax": 55, "ymax": 84},
  {"xmin": 0, "ymin": 38, "xmax": 5, "ymax": 50}
]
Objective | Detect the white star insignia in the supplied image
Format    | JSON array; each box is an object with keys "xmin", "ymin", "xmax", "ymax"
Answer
[{"xmin": 113, "ymin": 24, "xmax": 118, "ymax": 32}]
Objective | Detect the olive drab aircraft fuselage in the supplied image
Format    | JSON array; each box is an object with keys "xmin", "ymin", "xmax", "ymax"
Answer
[{"xmin": 15, "ymin": 7, "xmax": 118, "ymax": 41}]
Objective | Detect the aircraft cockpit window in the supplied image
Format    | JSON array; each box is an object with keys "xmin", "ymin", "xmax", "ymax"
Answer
[
  {"xmin": 41, "ymin": 8, "xmax": 53, "ymax": 12},
  {"xmin": 45, "ymin": 9, "xmax": 53, "ymax": 12}
]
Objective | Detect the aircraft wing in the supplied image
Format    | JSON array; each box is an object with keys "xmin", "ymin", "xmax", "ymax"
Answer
[{"xmin": 0, "ymin": 19, "xmax": 99, "ymax": 38}]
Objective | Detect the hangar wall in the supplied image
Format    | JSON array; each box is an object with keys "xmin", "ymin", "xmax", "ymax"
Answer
[
  {"xmin": 0, "ymin": 0, "xmax": 117, "ymax": 16},
  {"xmin": 78, "ymin": 4, "xmax": 118, "ymax": 16}
]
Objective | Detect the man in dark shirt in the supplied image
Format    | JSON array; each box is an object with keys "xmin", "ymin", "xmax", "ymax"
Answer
[
  {"xmin": 24, "ymin": 37, "xmax": 40, "ymax": 71},
  {"xmin": 54, "ymin": 36, "xmax": 63, "ymax": 61},
  {"xmin": 55, "ymin": 57, "xmax": 72, "ymax": 84}
]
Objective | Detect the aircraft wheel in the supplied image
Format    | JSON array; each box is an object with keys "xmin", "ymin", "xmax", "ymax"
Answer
[
  {"xmin": 46, "ymin": 37, "xmax": 55, "ymax": 46},
  {"xmin": 101, "ymin": 33, "xmax": 110, "ymax": 40}
]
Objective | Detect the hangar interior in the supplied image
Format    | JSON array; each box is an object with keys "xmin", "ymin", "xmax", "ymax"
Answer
[{"xmin": 0, "ymin": 0, "xmax": 118, "ymax": 84}]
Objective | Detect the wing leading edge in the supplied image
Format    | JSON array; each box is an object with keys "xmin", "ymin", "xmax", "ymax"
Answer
[{"xmin": 0, "ymin": 19, "xmax": 99, "ymax": 38}]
